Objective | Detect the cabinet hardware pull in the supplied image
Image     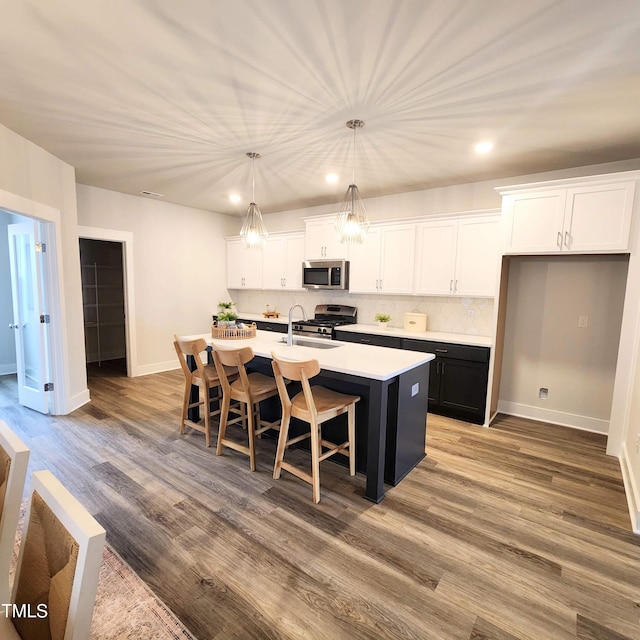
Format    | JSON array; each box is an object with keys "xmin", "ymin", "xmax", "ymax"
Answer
[
  {"xmin": 379, "ymin": 279, "xmax": 382, "ymax": 290},
  {"xmin": 436, "ymin": 361, "xmax": 440, "ymax": 374},
  {"xmin": 564, "ymin": 231, "xmax": 571, "ymax": 248},
  {"xmin": 435, "ymin": 349, "xmax": 448, "ymax": 353},
  {"xmin": 454, "ymin": 280, "xmax": 458, "ymax": 293},
  {"xmin": 557, "ymin": 231, "xmax": 562, "ymax": 248},
  {"xmin": 361, "ymin": 339, "xmax": 371, "ymax": 343},
  {"xmin": 449, "ymin": 279, "xmax": 453, "ymax": 293},
  {"xmin": 441, "ymin": 362, "xmax": 445, "ymax": 374}
]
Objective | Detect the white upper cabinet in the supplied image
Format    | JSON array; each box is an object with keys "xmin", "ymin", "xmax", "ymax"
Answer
[
  {"xmin": 304, "ymin": 216, "xmax": 349, "ymax": 259},
  {"xmin": 502, "ymin": 178, "xmax": 636, "ymax": 254},
  {"xmin": 349, "ymin": 223, "xmax": 415, "ymax": 294},
  {"xmin": 414, "ymin": 215, "xmax": 500, "ymax": 297},
  {"xmin": 414, "ymin": 220, "xmax": 458, "ymax": 295},
  {"xmin": 226, "ymin": 239, "xmax": 263, "ymax": 289},
  {"xmin": 455, "ymin": 216, "xmax": 501, "ymax": 297},
  {"xmin": 262, "ymin": 233, "xmax": 305, "ymax": 290}
]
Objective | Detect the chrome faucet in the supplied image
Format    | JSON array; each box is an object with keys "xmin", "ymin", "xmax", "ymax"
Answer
[{"xmin": 287, "ymin": 304, "xmax": 307, "ymax": 346}]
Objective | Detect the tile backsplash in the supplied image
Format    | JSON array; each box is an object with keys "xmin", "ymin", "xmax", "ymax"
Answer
[{"xmin": 230, "ymin": 290, "xmax": 494, "ymax": 336}]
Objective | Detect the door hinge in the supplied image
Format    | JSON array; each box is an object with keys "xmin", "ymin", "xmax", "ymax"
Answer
[
  {"xmin": 40, "ymin": 314, "xmax": 50, "ymax": 324},
  {"xmin": 44, "ymin": 382, "xmax": 54, "ymax": 391},
  {"xmin": 36, "ymin": 242, "xmax": 46, "ymax": 252}
]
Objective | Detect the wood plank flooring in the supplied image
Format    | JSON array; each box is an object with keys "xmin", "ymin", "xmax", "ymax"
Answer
[{"xmin": 0, "ymin": 366, "xmax": 638, "ymax": 640}]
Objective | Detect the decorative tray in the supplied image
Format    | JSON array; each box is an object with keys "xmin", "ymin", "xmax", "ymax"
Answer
[{"xmin": 211, "ymin": 323, "xmax": 257, "ymax": 340}]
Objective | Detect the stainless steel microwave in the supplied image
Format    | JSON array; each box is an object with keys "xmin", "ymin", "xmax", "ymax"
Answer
[{"xmin": 302, "ymin": 260, "xmax": 349, "ymax": 290}]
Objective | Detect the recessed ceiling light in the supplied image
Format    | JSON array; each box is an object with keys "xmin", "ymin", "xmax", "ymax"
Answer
[
  {"xmin": 229, "ymin": 194, "xmax": 241, "ymax": 203},
  {"xmin": 474, "ymin": 140, "xmax": 494, "ymax": 154},
  {"xmin": 326, "ymin": 173, "xmax": 339, "ymax": 184},
  {"xmin": 140, "ymin": 190, "xmax": 164, "ymax": 197}
]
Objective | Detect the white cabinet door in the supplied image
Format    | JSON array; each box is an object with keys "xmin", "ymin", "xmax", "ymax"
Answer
[
  {"xmin": 504, "ymin": 190, "xmax": 566, "ymax": 254},
  {"xmin": 564, "ymin": 181, "xmax": 635, "ymax": 252},
  {"xmin": 282, "ymin": 234, "xmax": 305, "ymax": 289},
  {"xmin": 226, "ymin": 239, "xmax": 263, "ymax": 289},
  {"xmin": 305, "ymin": 218, "xmax": 349, "ymax": 259},
  {"xmin": 414, "ymin": 220, "xmax": 458, "ymax": 295},
  {"xmin": 348, "ymin": 228, "xmax": 381, "ymax": 293},
  {"xmin": 226, "ymin": 239, "xmax": 245, "ymax": 289},
  {"xmin": 262, "ymin": 237, "xmax": 286, "ymax": 289},
  {"xmin": 243, "ymin": 247, "xmax": 263, "ymax": 289},
  {"xmin": 379, "ymin": 224, "xmax": 415, "ymax": 294},
  {"xmin": 455, "ymin": 217, "xmax": 501, "ymax": 297}
]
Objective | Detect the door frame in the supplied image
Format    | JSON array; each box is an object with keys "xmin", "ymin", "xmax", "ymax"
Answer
[
  {"xmin": 78, "ymin": 226, "xmax": 137, "ymax": 377},
  {"xmin": 0, "ymin": 189, "xmax": 69, "ymax": 414}
]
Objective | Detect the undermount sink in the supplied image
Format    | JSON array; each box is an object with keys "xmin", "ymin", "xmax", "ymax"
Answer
[{"xmin": 279, "ymin": 337, "xmax": 342, "ymax": 349}]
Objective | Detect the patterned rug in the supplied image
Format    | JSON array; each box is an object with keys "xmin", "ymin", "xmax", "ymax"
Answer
[{"xmin": 11, "ymin": 503, "xmax": 196, "ymax": 640}]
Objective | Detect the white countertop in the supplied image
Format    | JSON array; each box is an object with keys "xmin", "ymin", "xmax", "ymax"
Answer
[
  {"xmin": 182, "ymin": 329, "xmax": 434, "ymax": 381},
  {"xmin": 236, "ymin": 312, "xmax": 492, "ymax": 347}
]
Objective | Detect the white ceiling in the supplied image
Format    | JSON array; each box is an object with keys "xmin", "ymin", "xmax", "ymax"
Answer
[{"xmin": 1, "ymin": 0, "xmax": 640, "ymax": 216}]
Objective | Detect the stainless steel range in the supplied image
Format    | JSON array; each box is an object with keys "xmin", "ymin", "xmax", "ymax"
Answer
[{"xmin": 292, "ymin": 304, "xmax": 357, "ymax": 339}]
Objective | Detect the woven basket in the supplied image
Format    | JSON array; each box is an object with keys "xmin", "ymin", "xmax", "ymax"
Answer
[{"xmin": 211, "ymin": 322, "xmax": 257, "ymax": 340}]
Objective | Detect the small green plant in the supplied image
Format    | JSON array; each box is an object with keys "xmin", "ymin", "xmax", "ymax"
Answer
[
  {"xmin": 375, "ymin": 313, "xmax": 391, "ymax": 323},
  {"xmin": 217, "ymin": 310, "xmax": 238, "ymax": 322},
  {"xmin": 217, "ymin": 301, "xmax": 237, "ymax": 323}
]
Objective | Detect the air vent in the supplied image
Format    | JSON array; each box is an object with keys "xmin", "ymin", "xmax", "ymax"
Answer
[{"xmin": 140, "ymin": 190, "xmax": 165, "ymax": 197}]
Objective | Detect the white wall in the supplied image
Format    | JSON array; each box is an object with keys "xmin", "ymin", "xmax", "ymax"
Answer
[
  {"xmin": 498, "ymin": 256, "xmax": 628, "ymax": 433},
  {"xmin": 76, "ymin": 185, "xmax": 237, "ymax": 374},
  {"xmin": 623, "ymin": 315, "xmax": 640, "ymax": 532},
  {"xmin": 0, "ymin": 123, "xmax": 87, "ymax": 413}
]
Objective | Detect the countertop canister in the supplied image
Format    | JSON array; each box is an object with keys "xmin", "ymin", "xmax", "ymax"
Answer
[{"xmin": 403, "ymin": 312, "xmax": 427, "ymax": 332}]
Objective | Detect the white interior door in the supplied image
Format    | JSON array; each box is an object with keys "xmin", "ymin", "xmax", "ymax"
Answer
[{"xmin": 7, "ymin": 221, "xmax": 50, "ymax": 413}]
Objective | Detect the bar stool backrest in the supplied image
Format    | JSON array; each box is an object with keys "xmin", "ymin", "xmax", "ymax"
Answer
[
  {"xmin": 212, "ymin": 346, "xmax": 255, "ymax": 398},
  {"xmin": 174, "ymin": 337, "xmax": 208, "ymax": 380},
  {"xmin": 271, "ymin": 356, "xmax": 321, "ymax": 419}
]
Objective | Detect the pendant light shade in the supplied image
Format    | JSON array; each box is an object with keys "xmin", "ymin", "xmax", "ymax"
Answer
[
  {"xmin": 240, "ymin": 152, "xmax": 268, "ymax": 249},
  {"xmin": 335, "ymin": 119, "xmax": 369, "ymax": 244}
]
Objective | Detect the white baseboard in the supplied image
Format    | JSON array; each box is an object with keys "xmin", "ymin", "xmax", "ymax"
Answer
[
  {"xmin": 132, "ymin": 360, "xmax": 179, "ymax": 377},
  {"xmin": 620, "ymin": 444, "xmax": 640, "ymax": 534},
  {"xmin": 64, "ymin": 389, "xmax": 91, "ymax": 414},
  {"xmin": 497, "ymin": 400, "xmax": 609, "ymax": 434},
  {"xmin": 0, "ymin": 364, "xmax": 17, "ymax": 375}
]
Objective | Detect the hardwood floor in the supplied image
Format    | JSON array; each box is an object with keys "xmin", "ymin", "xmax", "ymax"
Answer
[{"xmin": 1, "ymin": 368, "xmax": 639, "ymax": 640}]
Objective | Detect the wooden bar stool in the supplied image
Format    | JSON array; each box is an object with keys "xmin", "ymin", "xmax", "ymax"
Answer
[
  {"xmin": 212, "ymin": 346, "xmax": 280, "ymax": 471},
  {"xmin": 174, "ymin": 337, "xmax": 236, "ymax": 447},
  {"xmin": 271, "ymin": 352, "xmax": 360, "ymax": 503}
]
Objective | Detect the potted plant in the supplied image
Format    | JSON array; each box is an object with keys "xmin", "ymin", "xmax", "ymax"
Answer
[
  {"xmin": 375, "ymin": 313, "xmax": 391, "ymax": 328},
  {"xmin": 216, "ymin": 301, "xmax": 238, "ymax": 327}
]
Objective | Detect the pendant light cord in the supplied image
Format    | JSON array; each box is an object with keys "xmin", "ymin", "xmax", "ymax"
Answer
[
  {"xmin": 251, "ymin": 155, "xmax": 256, "ymax": 203},
  {"xmin": 352, "ymin": 125, "xmax": 356, "ymax": 184}
]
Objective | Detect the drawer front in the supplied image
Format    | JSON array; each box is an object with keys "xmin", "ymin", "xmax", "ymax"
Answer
[
  {"xmin": 402, "ymin": 339, "xmax": 489, "ymax": 363},
  {"xmin": 334, "ymin": 331, "xmax": 402, "ymax": 349},
  {"xmin": 239, "ymin": 319, "xmax": 287, "ymax": 334}
]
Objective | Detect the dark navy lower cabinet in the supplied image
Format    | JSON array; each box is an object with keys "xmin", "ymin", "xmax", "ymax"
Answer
[{"xmin": 402, "ymin": 339, "xmax": 489, "ymax": 425}]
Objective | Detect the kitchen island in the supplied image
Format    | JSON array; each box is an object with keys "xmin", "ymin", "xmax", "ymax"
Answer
[{"xmin": 182, "ymin": 330, "xmax": 434, "ymax": 502}]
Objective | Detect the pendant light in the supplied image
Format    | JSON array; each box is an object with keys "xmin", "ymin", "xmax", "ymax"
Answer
[
  {"xmin": 335, "ymin": 119, "xmax": 370, "ymax": 244},
  {"xmin": 240, "ymin": 152, "xmax": 268, "ymax": 249}
]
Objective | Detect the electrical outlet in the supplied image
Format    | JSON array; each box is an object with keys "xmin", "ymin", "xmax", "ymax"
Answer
[
  {"xmin": 539, "ymin": 388, "xmax": 549, "ymax": 399},
  {"xmin": 411, "ymin": 383, "xmax": 419, "ymax": 397},
  {"xmin": 578, "ymin": 315, "xmax": 589, "ymax": 328}
]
